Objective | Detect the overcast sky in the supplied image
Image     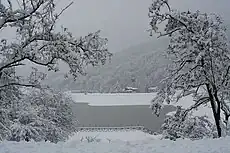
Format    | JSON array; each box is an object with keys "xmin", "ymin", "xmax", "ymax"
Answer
[
  {"xmin": 1, "ymin": 0, "xmax": 230, "ymax": 53},
  {"xmin": 55, "ymin": 0, "xmax": 230, "ymax": 53}
]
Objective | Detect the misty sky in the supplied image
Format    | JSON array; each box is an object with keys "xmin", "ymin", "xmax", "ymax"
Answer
[
  {"xmin": 1, "ymin": 0, "xmax": 230, "ymax": 53},
  {"xmin": 56, "ymin": 0, "xmax": 230, "ymax": 53}
]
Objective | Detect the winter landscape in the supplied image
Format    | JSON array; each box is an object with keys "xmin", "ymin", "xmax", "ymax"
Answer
[{"xmin": 1, "ymin": 0, "xmax": 230, "ymax": 153}]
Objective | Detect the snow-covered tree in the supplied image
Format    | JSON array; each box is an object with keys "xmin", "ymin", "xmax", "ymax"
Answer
[
  {"xmin": 0, "ymin": 0, "xmax": 110, "ymax": 141},
  {"xmin": 7, "ymin": 88, "xmax": 78, "ymax": 143},
  {"xmin": 160, "ymin": 107, "xmax": 217, "ymax": 140},
  {"xmin": 149, "ymin": 0, "xmax": 230, "ymax": 137},
  {"xmin": 0, "ymin": 0, "xmax": 111, "ymax": 86}
]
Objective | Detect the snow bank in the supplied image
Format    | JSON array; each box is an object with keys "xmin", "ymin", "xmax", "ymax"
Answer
[
  {"xmin": 1, "ymin": 136, "xmax": 230, "ymax": 153},
  {"xmin": 70, "ymin": 93, "xmax": 156, "ymax": 106}
]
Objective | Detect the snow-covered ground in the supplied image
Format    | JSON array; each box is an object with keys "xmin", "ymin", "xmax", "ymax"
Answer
[
  {"xmin": 1, "ymin": 133, "xmax": 230, "ymax": 153},
  {"xmin": 70, "ymin": 93, "xmax": 156, "ymax": 106}
]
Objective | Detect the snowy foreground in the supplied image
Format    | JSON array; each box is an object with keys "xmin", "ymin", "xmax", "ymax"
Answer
[
  {"xmin": 1, "ymin": 92, "xmax": 229, "ymax": 153},
  {"xmin": 1, "ymin": 132, "xmax": 230, "ymax": 153}
]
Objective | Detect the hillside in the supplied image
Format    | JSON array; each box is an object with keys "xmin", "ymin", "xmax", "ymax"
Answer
[
  {"xmin": 46, "ymin": 38, "xmax": 169, "ymax": 92},
  {"xmin": 45, "ymin": 23, "xmax": 230, "ymax": 93}
]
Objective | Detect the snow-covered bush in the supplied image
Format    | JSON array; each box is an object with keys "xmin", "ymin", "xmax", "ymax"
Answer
[
  {"xmin": 0, "ymin": 85, "xmax": 22, "ymax": 141},
  {"xmin": 0, "ymin": 108, "xmax": 11, "ymax": 141},
  {"xmin": 160, "ymin": 107, "xmax": 217, "ymax": 141},
  {"xmin": 7, "ymin": 88, "xmax": 78, "ymax": 143}
]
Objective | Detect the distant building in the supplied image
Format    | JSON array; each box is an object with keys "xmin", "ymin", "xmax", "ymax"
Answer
[
  {"xmin": 123, "ymin": 87, "xmax": 139, "ymax": 93},
  {"xmin": 71, "ymin": 90, "xmax": 83, "ymax": 93},
  {"xmin": 147, "ymin": 87, "xmax": 157, "ymax": 93}
]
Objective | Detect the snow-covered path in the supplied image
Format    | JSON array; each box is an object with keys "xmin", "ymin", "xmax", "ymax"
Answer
[{"xmin": 1, "ymin": 136, "xmax": 230, "ymax": 153}]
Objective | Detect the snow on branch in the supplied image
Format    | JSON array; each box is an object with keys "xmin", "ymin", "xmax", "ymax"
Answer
[
  {"xmin": 148, "ymin": 0, "xmax": 230, "ymax": 137},
  {"xmin": 0, "ymin": 0, "xmax": 111, "ymax": 88}
]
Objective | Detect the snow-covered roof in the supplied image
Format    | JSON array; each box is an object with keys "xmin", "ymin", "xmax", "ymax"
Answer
[{"xmin": 124, "ymin": 87, "xmax": 139, "ymax": 90}]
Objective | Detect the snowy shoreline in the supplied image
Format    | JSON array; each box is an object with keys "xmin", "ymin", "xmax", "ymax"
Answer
[{"xmin": 70, "ymin": 93, "xmax": 214, "ymax": 120}]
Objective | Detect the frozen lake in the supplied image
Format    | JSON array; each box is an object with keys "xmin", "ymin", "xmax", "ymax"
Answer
[{"xmin": 70, "ymin": 93, "xmax": 175, "ymax": 131}]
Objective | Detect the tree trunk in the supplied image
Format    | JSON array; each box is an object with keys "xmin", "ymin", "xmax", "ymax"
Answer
[
  {"xmin": 223, "ymin": 113, "xmax": 229, "ymax": 134},
  {"xmin": 213, "ymin": 88, "xmax": 222, "ymax": 137},
  {"xmin": 206, "ymin": 84, "xmax": 222, "ymax": 137},
  {"xmin": 214, "ymin": 112, "xmax": 222, "ymax": 137}
]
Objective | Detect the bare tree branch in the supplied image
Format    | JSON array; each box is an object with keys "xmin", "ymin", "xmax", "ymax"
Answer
[
  {"xmin": 0, "ymin": 0, "xmax": 44, "ymax": 29},
  {"xmin": 0, "ymin": 83, "xmax": 39, "ymax": 89}
]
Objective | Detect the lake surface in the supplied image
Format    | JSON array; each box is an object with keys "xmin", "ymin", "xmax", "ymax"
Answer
[{"xmin": 71, "ymin": 102, "xmax": 175, "ymax": 132}]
